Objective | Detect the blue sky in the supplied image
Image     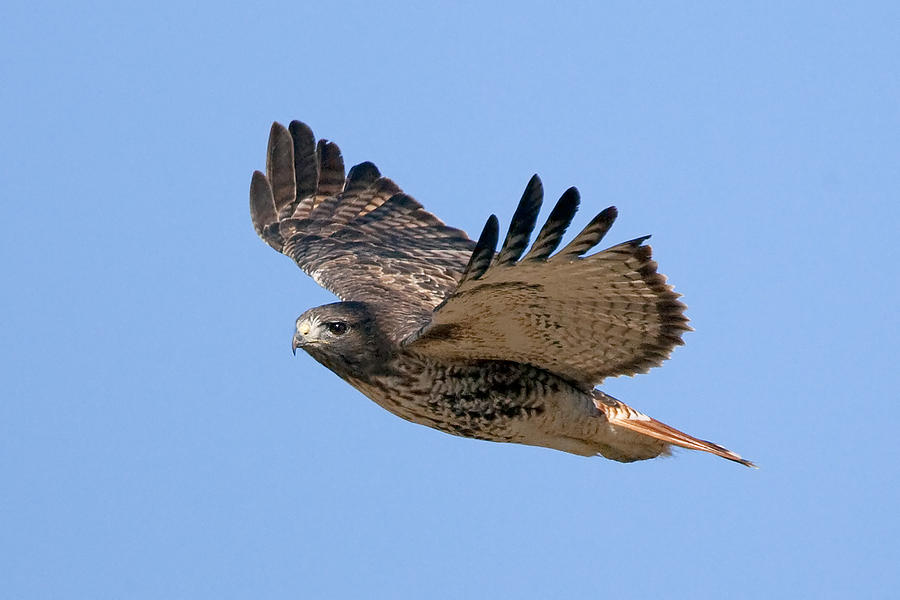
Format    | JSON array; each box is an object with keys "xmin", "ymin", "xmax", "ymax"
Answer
[{"xmin": 3, "ymin": 2, "xmax": 899, "ymax": 598}]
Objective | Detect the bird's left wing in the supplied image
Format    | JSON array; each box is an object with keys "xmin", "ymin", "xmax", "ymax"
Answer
[
  {"xmin": 404, "ymin": 176, "xmax": 691, "ymax": 388},
  {"xmin": 250, "ymin": 121, "xmax": 475, "ymax": 335}
]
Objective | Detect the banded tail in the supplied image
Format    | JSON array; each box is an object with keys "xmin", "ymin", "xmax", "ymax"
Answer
[{"xmin": 593, "ymin": 391, "xmax": 756, "ymax": 468}]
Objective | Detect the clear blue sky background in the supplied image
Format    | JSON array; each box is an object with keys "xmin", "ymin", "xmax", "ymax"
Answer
[{"xmin": 3, "ymin": 2, "xmax": 899, "ymax": 598}]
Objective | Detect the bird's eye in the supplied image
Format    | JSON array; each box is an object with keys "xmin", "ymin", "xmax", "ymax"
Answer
[{"xmin": 325, "ymin": 322, "xmax": 349, "ymax": 336}]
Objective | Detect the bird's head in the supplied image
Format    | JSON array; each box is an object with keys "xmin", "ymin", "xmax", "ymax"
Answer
[{"xmin": 292, "ymin": 301, "xmax": 392, "ymax": 379}]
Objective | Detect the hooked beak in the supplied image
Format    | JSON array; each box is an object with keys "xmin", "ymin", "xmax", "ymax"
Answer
[{"xmin": 292, "ymin": 319, "xmax": 311, "ymax": 355}]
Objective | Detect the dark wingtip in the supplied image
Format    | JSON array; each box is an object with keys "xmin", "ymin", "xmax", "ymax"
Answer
[
  {"xmin": 344, "ymin": 161, "xmax": 382, "ymax": 195},
  {"xmin": 556, "ymin": 205, "xmax": 619, "ymax": 258},
  {"xmin": 496, "ymin": 175, "xmax": 544, "ymax": 266},
  {"xmin": 265, "ymin": 123, "xmax": 297, "ymax": 215},
  {"xmin": 347, "ymin": 161, "xmax": 381, "ymax": 181},
  {"xmin": 627, "ymin": 234, "xmax": 652, "ymax": 247},
  {"xmin": 267, "ymin": 122, "xmax": 291, "ymax": 158},
  {"xmin": 459, "ymin": 215, "xmax": 499, "ymax": 283},
  {"xmin": 250, "ymin": 171, "xmax": 273, "ymax": 229},
  {"xmin": 250, "ymin": 171, "xmax": 283, "ymax": 250},
  {"xmin": 288, "ymin": 120, "xmax": 314, "ymax": 139},
  {"xmin": 522, "ymin": 187, "xmax": 581, "ymax": 261},
  {"xmin": 315, "ymin": 139, "xmax": 346, "ymax": 199},
  {"xmin": 284, "ymin": 120, "xmax": 318, "ymax": 211}
]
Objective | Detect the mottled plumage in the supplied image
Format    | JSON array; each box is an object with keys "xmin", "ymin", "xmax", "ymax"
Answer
[{"xmin": 250, "ymin": 120, "xmax": 753, "ymax": 467}]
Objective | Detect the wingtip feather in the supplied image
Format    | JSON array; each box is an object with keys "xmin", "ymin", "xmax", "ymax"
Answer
[
  {"xmin": 250, "ymin": 171, "xmax": 283, "ymax": 250},
  {"xmin": 496, "ymin": 176, "xmax": 544, "ymax": 266},
  {"xmin": 459, "ymin": 215, "xmax": 499, "ymax": 283},
  {"xmin": 266, "ymin": 123, "xmax": 297, "ymax": 216},
  {"xmin": 555, "ymin": 205, "xmax": 619, "ymax": 259},
  {"xmin": 522, "ymin": 187, "xmax": 581, "ymax": 261}
]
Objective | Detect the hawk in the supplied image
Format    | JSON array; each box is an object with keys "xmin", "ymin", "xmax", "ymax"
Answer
[{"xmin": 250, "ymin": 120, "xmax": 753, "ymax": 467}]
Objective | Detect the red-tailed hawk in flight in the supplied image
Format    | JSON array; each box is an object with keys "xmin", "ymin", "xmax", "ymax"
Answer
[{"xmin": 250, "ymin": 120, "xmax": 753, "ymax": 467}]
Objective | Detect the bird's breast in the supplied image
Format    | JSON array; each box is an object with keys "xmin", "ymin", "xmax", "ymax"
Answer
[{"xmin": 345, "ymin": 354, "xmax": 591, "ymax": 444}]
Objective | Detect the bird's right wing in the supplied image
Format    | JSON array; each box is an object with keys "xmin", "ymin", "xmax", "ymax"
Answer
[{"xmin": 405, "ymin": 177, "xmax": 691, "ymax": 387}]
